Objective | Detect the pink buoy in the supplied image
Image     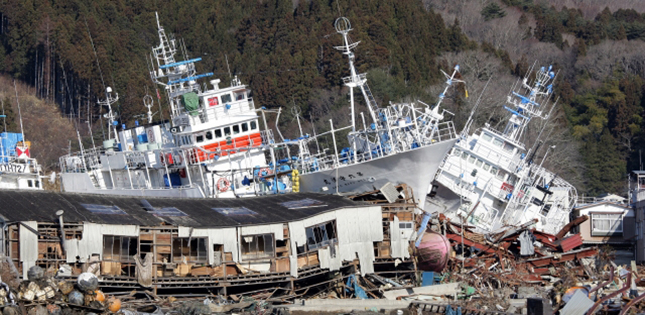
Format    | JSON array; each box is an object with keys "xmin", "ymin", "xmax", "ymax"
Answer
[{"xmin": 416, "ymin": 232, "xmax": 451, "ymax": 272}]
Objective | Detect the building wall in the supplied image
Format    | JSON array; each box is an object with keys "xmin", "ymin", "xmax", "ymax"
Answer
[
  {"xmin": 288, "ymin": 205, "xmax": 383, "ymax": 277},
  {"xmin": 63, "ymin": 222, "xmax": 139, "ymax": 264},
  {"xmin": 575, "ymin": 203, "xmax": 634, "ymax": 245},
  {"xmin": 19, "ymin": 221, "xmax": 38, "ymax": 278},
  {"xmin": 635, "ymin": 200, "xmax": 645, "ymax": 263}
]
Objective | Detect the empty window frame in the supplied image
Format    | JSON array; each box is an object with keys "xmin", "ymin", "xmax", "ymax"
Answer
[
  {"xmin": 482, "ymin": 133, "xmax": 493, "ymax": 142},
  {"xmin": 250, "ymin": 121, "xmax": 258, "ymax": 130},
  {"xmin": 103, "ymin": 235, "xmax": 138, "ymax": 261},
  {"xmin": 172, "ymin": 237, "xmax": 208, "ymax": 263},
  {"xmin": 233, "ymin": 125, "xmax": 240, "ymax": 134},
  {"xmin": 241, "ymin": 122, "xmax": 249, "ymax": 132},
  {"xmin": 215, "ymin": 129, "xmax": 222, "ymax": 138},
  {"xmin": 196, "ymin": 134, "xmax": 204, "ymax": 143},
  {"xmin": 241, "ymin": 234, "xmax": 275, "ymax": 260},
  {"xmin": 305, "ymin": 220, "xmax": 338, "ymax": 251},
  {"xmin": 205, "ymin": 131, "xmax": 213, "ymax": 140},
  {"xmin": 224, "ymin": 127, "xmax": 231, "ymax": 136}
]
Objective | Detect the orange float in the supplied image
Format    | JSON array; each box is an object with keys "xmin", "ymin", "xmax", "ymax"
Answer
[
  {"xmin": 94, "ymin": 290, "xmax": 105, "ymax": 303},
  {"xmin": 107, "ymin": 297, "xmax": 121, "ymax": 313}
]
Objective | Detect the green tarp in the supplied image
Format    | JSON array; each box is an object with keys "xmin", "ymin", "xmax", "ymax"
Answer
[{"xmin": 182, "ymin": 92, "xmax": 200, "ymax": 116}]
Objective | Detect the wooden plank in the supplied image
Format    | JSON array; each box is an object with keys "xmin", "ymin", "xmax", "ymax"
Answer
[
  {"xmin": 276, "ymin": 258, "xmax": 290, "ymax": 272},
  {"xmin": 156, "ymin": 245, "xmax": 171, "ymax": 254},
  {"xmin": 191, "ymin": 266, "xmax": 213, "ymax": 276},
  {"xmin": 139, "ymin": 234, "xmax": 154, "ymax": 241}
]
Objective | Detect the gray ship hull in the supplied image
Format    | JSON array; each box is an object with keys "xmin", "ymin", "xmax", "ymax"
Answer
[{"xmin": 298, "ymin": 140, "xmax": 457, "ymax": 208}]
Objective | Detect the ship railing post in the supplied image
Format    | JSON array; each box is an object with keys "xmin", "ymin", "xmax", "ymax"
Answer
[{"xmin": 181, "ymin": 150, "xmax": 192, "ymax": 187}]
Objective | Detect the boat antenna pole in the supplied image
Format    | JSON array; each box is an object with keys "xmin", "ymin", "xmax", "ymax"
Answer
[
  {"xmin": 0, "ymin": 99, "xmax": 5, "ymax": 163},
  {"xmin": 12, "ymin": 80, "xmax": 25, "ymax": 149},
  {"xmin": 461, "ymin": 76, "xmax": 492, "ymax": 138}
]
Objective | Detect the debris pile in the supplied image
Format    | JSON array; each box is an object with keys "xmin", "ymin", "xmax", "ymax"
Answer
[
  {"xmin": 0, "ymin": 265, "xmax": 120, "ymax": 314},
  {"xmin": 405, "ymin": 214, "xmax": 645, "ymax": 314}
]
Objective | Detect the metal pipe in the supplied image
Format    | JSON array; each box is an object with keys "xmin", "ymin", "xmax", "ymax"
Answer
[{"xmin": 56, "ymin": 210, "xmax": 66, "ymax": 255}]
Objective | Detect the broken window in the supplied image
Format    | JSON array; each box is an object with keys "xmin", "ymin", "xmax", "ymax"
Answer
[
  {"xmin": 591, "ymin": 213, "xmax": 623, "ymax": 236},
  {"xmin": 240, "ymin": 234, "xmax": 274, "ymax": 260},
  {"xmin": 172, "ymin": 238, "xmax": 208, "ymax": 263},
  {"xmin": 103, "ymin": 235, "xmax": 138, "ymax": 261},
  {"xmin": 305, "ymin": 220, "xmax": 337, "ymax": 251}
]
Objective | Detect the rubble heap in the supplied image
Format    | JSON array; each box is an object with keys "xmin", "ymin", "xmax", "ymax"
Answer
[{"xmin": 405, "ymin": 214, "xmax": 645, "ymax": 314}]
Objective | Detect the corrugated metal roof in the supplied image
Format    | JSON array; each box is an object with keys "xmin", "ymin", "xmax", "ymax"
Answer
[{"xmin": 0, "ymin": 190, "xmax": 365, "ymax": 227}]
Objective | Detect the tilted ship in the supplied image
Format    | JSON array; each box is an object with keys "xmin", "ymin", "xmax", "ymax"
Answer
[
  {"xmin": 58, "ymin": 15, "xmax": 460, "ymax": 204},
  {"xmin": 426, "ymin": 65, "xmax": 578, "ymax": 234},
  {"xmin": 286, "ymin": 17, "xmax": 460, "ymax": 207}
]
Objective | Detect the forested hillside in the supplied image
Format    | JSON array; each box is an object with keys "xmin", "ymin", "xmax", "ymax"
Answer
[{"xmin": 0, "ymin": 0, "xmax": 643, "ymax": 196}]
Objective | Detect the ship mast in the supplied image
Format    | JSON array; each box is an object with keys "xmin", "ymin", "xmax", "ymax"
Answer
[
  {"xmin": 502, "ymin": 65, "xmax": 556, "ymax": 143},
  {"xmin": 149, "ymin": 12, "xmax": 212, "ymax": 120},
  {"xmin": 97, "ymin": 86, "xmax": 119, "ymax": 142}
]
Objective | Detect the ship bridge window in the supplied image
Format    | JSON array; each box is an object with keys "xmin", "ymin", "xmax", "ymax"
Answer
[
  {"xmin": 224, "ymin": 127, "xmax": 231, "ymax": 136},
  {"xmin": 475, "ymin": 159, "xmax": 483, "ymax": 167},
  {"xmin": 503, "ymin": 142, "xmax": 514, "ymax": 153},
  {"xmin": 215, "ymin": 129, "xmax": 222, "ymax": 138},
  {"xmin": 208, "ymin": 96, "xmax": 219, "ymax": 107},
  {"xmin": 221, "ymin": 94, "xmax": 232, "ymax": 104},
  {"xmin": 233, "ymin": 125, "xmax": 240, "ymax": 134},
  {"xmin": 492, "ymin": 138, "xmax": 503, "ymax": 147},
  {"xmin": 206, "ymin": 131, "xmax": 213, "ymax": 140},
  {"xmin": 490, "ymin": 166, "xmax": 499, "ymax": 176},
  {"xmin": 234, "ymin": 91, "xmax": 246, "ymax": 101},
  {"xmin": 467, "ymin": 155, "xmax": 476, "ymax": 164},
  {"xmin": 250, "ymin": 121, "xmax": 257, "ymax": 130},
  {"xmin": 496, "ymin": 170, "xmax": 506, "ymax": 180},
  {"xmin": 28, "ymin": 180, "xmax": 33, "ymax": 188},
  {"xmin": 461, "ymin": 152, "xmax": 468, "ymax": 160},
  {"xmin": 453, "ymin": 148, "xmax": 461, "ymax": 156},
  {"xmin": 242, "ymin": 122, "xmax": 248, "ymax": 132},
  {"xmin": 483, "ymin": 163, "xmax": 491, "ymax": 171},
  {"xmin": 196, "ymin": 134, "xmax": 204, "ymax": 143},
  {"xmin": 482, "ymin": 133, "xmax": 493, "ymax": 142}
]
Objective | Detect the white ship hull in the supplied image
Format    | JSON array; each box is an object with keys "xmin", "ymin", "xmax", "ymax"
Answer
[{"xmin": 299, "ymin": 139, "xmax": 456, "ymax": 207}]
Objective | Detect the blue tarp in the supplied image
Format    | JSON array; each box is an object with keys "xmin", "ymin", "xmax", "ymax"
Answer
[
  {"xmin": 345, "ymin": 274, "xmax": 368, "ymax": 299},
  {"xmin": 163, "ymin": 173, "xmax": 182, "ymax": 187},
  {"xmin": 0, "ymin": 132, "xmax": 23, "ymax": 162}
]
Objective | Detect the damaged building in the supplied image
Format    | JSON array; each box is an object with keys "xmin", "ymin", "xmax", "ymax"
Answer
[{"xmin": 0, "ymin": 187, "xmax": 417, "ymax": 299}]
